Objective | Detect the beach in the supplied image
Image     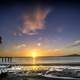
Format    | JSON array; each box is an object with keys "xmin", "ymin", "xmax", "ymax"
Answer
[{"xmin": 0, "ymin": 64, "xmax": 80, "ymax": 80}]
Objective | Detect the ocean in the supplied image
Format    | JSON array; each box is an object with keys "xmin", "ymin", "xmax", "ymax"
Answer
[{"xmin": 0, "ymin": 57, "xmax": 80, "ymax": 64}]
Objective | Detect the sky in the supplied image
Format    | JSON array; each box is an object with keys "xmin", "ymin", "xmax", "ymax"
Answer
[{"xmin": 0, "ymin": 0, "xmax": 80, "ymax": 57}]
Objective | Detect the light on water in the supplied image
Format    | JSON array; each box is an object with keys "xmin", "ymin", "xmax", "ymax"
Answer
[{"xmin": 33, "ymin": 57, "xmax": 36, "ymax": 64}]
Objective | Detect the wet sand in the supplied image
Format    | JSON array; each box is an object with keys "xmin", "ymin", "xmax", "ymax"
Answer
[{"xmin": 1, "ymin": 62, "xmax": 80, "ymax": 66}]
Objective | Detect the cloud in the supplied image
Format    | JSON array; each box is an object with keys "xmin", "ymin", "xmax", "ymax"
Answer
[
  {"xmin": 20, "ymin": 6, "xmax": 50, "ymax": 35},
  {"xmin": 68, "ymin": 40, "xmax": 80, "ymax": 47},
  {"xmin": 12, "ymin": 32, "xmax": 22, "ymax": 36},
  {"xmin": 72, "ymin": 40, "xmax": 80, "ymax": 46},
  {"xmin": 15, "ymin": 44, "xmax": 27, "ymax": 49},
  {"xmin": 74, "ymin": 40, "xmax": 80, "ymax": 44}
]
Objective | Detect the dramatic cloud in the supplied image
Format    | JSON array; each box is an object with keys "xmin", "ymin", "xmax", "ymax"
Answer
[{"xmin": 20, "ymin": 7, "xmax": 50, "ymax": 35}]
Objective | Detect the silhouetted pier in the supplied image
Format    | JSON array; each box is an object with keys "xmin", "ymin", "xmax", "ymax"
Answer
[{"xmin": 1, "ymin": 57, "xmax": 12, "ymax": 63}]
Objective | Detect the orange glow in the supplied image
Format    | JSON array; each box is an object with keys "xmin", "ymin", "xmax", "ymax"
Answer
[
  {"xmin": 32, "ymin": 50, "xmax": 37, "ymax": 58},
  {"xmin": 28, "ymin": 48, "xmax": 43, "ymax": 57},
  {"xmin": 19, "ymin": 48, "xmax": 64, "ymax": 57},
  {"xmin": 5, "ymin": 45, "xmax": 64, "ymax": 57},
  {"xmin": 30, "ymin": 49, "xmax": 38, "ymax": 58}
]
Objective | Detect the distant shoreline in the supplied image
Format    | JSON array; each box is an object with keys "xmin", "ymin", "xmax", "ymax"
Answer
[{"xmin": 0, "ymin": 54, "xmax": 80, "ymax": 58}]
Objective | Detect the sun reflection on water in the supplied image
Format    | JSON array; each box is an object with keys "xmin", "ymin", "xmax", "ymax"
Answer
[{"xmin": 33, "ymin": 57, "xmax": 36, "ymax": 64}]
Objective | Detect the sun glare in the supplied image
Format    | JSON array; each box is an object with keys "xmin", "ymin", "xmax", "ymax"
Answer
[
  {"xmin": 31, "ymin": 49, "xmax": 37, "ymax": 58},
  {"xmin": 28, "ymin": 48, "xmax": 43, "ymax": 58}
]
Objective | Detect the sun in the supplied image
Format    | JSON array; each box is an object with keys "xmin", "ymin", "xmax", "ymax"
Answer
[
  {"xmin": 31, "ymin": 49, "xmax": 37, "ymax": 58},
  {"xmin": 28, "ymin": 48, "xmax": 43, "ymax": 58}
]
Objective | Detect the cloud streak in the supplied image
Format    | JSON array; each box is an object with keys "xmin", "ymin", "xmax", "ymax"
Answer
[
  {"xmin": 16, "ymin": 44, "xmax": 27, "ymax": 49},
  {"xmin": 67, "ymin": 40, "xmax": 80, "ymax": 48},
  {"xmin": 71, "ymin": 40, "xmax": 80, "ymax": 47},
  {"xmin": 20, "ymin": 6, "xmax": 50, "ymax": 35}
]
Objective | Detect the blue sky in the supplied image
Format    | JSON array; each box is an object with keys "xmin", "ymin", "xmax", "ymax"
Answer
[{"xmin": 0, "ymin": 0, "xmax": 80, "ymax": 56}]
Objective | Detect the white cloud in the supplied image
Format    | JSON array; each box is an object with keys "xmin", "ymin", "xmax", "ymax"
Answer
[{"xmin": 16, "ymin": 44, "xmax": 27, "ymax": 49}]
